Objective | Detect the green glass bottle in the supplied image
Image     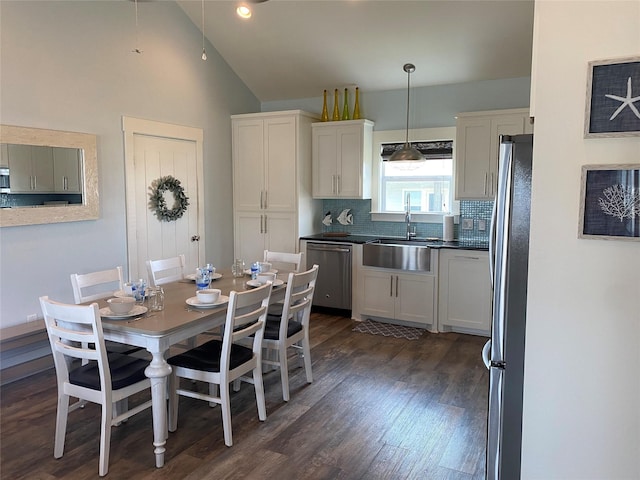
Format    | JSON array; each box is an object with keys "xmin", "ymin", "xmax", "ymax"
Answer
[
  {"xmin": 342, "ymin": 88, "xmax": 350, "ymax": 120},
  {"xmin": 332, "ymin": 89, "xmax": 340, "ymax": 121},
  {"xmin": 321, "ymin": 90, "xmax": 329, "ymax": 122},
  {"xmin": 352, "ymin": 87, "xmax": 361, "ymax": 120}
]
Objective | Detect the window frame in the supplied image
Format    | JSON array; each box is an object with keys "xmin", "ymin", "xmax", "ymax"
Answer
[{"xmin": 371, "ymin": 126, "xmax": 459, "ymax": 223}]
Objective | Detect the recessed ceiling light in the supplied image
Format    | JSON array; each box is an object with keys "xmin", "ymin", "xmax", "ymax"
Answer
[{"xmin": 237, "ymin": 4, "xmax": 252, "ymax": 19}]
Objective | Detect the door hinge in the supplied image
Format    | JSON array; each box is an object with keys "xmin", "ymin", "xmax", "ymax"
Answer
[{"xmin": 191, "ymin": 235, "xmax": 200, "ymax": 242}]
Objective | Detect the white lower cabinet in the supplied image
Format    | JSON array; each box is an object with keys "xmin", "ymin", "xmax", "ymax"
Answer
[
  {"xmin": 438, "ymin": 249, "xmax": 491, "ymax": 336},
  {"xmin": 359, "ymin": 267, "xmax": 437, "ymax": 330},
  {"xmin": 233, "ymin": 212, "xmax": 297, "ymax": 264}
]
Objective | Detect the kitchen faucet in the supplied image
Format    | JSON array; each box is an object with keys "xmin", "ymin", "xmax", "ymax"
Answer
[{"xmin": 405, "ymin": 193, "xmax": 416, "ymax": 240}]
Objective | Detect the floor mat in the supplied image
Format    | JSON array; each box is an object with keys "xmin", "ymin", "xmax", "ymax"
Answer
[{"xmin": 353, "ymin": 319, "xmax": 424, "ymax": 340}]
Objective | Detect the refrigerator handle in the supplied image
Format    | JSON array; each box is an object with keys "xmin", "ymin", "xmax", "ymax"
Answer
[
  {"xmin": 489, "ymin": 197, "xmax": 497, "ymax": 288},
  {"xmin": 482, "ymin": 339, "xmax": 491, "ymax": 370}
]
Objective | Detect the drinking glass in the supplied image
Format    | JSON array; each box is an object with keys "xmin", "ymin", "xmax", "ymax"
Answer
[
  {"xmin": 133, "ymin": 279, "xmax": 146, "ymax": 305},
  {"xmin": 195, "ymin": 268, "xmax": 210, "ymax": 291},
  {"xmin": 231, "ymin": 259, "xmax": 245, "ymax": 278},
  {"xmin": 148, "ymin": 287, "xmax": 164, "ymax": 311},
  {"xmin": 205, "ymin": 263, "xmax": 215, "ymax": 277}
]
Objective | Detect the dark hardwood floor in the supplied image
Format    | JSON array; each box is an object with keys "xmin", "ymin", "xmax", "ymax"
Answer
[{"xmin": 0, "ymin": 311, "xmax": 488, "ymax": 479}]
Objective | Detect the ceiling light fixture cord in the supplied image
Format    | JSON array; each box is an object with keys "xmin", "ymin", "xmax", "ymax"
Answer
[
  {"xmin": 404, "ymin": 64, "xmax": 412, "ymax": 145},
  {"xmin": 201, "ymin": 0, "xmax": 207, "ymax": 60},
  {"xmin": 133, "ymin": 0, "xmax": 142, "ymax": 54}
]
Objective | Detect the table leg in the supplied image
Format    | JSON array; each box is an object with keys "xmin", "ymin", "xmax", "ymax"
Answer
[{"xmin": 145, "ymin": 350, "xmax": 172, "ymax": 468}]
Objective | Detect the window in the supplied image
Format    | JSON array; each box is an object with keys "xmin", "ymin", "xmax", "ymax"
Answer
[{"xmin": 380, "ymin": 140, "xmax": 453, "ymax": 214}]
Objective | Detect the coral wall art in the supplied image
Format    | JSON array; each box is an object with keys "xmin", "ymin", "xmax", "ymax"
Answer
[{"xmin": 579, "ymin": 164, "xmax": 640, "ymax": 241}]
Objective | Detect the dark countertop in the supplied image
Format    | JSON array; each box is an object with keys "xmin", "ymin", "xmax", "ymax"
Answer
[{"xmin": 300, "ymin": 234, "xmax": 489, "ymax": 251}]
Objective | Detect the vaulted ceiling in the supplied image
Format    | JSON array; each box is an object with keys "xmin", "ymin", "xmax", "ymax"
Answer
[{"xmin": 176, "ymin": 0, "xmax": 535, "ymax": 102}]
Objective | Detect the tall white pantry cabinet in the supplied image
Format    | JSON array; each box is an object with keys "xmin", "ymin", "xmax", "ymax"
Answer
[{"xmin": 232, "ymin": 110, "xmax": 320, "ymax": 264}]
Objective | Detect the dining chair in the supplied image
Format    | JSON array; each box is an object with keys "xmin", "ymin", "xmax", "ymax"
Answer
[
  {"xmin": 39, "ymin": 296, "xmax": 152, "ymax": 477},
  {"xmin": 70, "ymin": 267, "xmax": 143, "ymax": 358},
  {"xmin": 146, "ymin": 254, "xmax": 186, "ymax": 286},
  {"xmin": 263, "ymin": 250, "xmax": 303, "ymax": 273},
  {"xmin": 262, "ymin": 264, "xmax": 318, "ymax": 401},
  {"xmin": 262, "ymin": 250, "xmax": 304, "ymax": 318},
  {"xmin": 70, "ymin": 266, "xmax": 124, "ymax": 304},
  {"xmin": 167, "ymin": 282, "xmax": 272, "ymax": 447}
]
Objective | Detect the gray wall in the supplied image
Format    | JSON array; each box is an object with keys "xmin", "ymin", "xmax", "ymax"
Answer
[{"xmin": 0, "ymin": 1, "xmax": 259, "ymax": 328}]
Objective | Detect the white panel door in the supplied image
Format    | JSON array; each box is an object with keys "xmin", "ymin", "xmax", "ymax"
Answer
[{"xmin": 123, "ymin": 117, "xmax": 204, "ymax": 283}]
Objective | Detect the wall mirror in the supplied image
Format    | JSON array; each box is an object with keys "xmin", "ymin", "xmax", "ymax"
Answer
[{"xmin": 0, "ymin": 124, "xmax": 99, "ymax": 227}]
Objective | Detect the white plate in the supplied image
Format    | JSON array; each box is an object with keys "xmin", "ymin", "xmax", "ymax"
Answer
[
  {"xmin": 185, "ymin": 273, "xmax": 223, "ymax": 282},
  {"xmin": 185, "ymin": 295, "xmax": 229, "ymax": 308},
  {"xmin": 99, "ymin": 305, "xmax": 148, "ymax": 320},
  {"xmin": 246, "ymin": 279, "xmax": 284, "ymax": 288},
  {"xmin": 243, "ymin": 268, "xmax": 278, "ymax": 276}
]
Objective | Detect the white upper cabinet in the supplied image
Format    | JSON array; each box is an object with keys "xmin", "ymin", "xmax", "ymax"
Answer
[
  {"xmin": 233, "ymin": 114, "xmax": 298, "ymax": 212},
  {"xmin": 455, "ymin": 108, "xmax": 532, "ymax": 200},
  {"xmin": 312, "ymin": 119, "xmax": 373, "ymax": 199},
  {"xmin": 232, "ymin": 110, "xmax": 320, "ymax": 263}
]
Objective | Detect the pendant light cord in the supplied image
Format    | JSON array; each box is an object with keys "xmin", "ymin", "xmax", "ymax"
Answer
[
  {"xmin": 404, "ymin": 66, "xmax": 411, "ymax": 145},
  {"xmin": 201, "ymin": 0, "xmax": 207, "ymax": 60}
]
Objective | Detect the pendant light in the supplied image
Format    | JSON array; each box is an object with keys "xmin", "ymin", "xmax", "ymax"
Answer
[
  {"xmin": 201, "ymin": 0, "xmax": 207, "ymax": 60},
  {"xmin": 387, "ymin": 63, "xmax": 424, "ymax": 162}
]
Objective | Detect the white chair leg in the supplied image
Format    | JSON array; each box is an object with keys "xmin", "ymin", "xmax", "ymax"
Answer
[
  {"xmin": 253, "ymin": 367, "xmax": 267, "ymax": 421},
  {"xmin": 54, "ymin": 394, "xmax": 70, "ymax": 458},
  {"xmin": 232, "ymin": 378, "xmax": 241, "ymax": 393},
  {"xmin": 279, "ymin": 344, "xmax": 290, "ymax": 402},
  {"xmin": 168, "ymin": 372, "xmax": 179, "ymax": 432},
  {"xmin": 302, "ymin": 337, "xmax": 313, "ymax": 383},
  {"xmin": 220, "ymin": 384, "xmax": 233, "ymax": 447},
  {"xmin": 99, "ymin": 402, "xmax": 113, "ymax": 477}
]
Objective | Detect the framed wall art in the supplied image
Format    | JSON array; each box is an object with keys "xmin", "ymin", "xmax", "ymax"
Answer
[
  {"xmin": 584, "ymin": 56, "xmax": 640, "ymax": 138},
  {"xmin": 579, "ymin": 164, "xmax": 639, "ymax": 241}
]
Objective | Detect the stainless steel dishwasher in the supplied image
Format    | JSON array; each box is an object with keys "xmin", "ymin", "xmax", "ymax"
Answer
[{"xmin": 306, "ymin": 242, "xmax": 352, "ymax": 310}]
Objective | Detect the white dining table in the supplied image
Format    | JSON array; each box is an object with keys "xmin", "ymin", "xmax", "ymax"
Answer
[{"xmin": 97, "ymin": 270, "xmax": 288, "ymax": 468}]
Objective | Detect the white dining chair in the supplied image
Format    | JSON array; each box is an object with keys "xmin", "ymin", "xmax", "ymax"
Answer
[
  {"xmin": 263, "ymin": 250, "xmax": 303, "ymax": 273},
  {"xmin": 262, "ymin": 264, "xmax": 318, "ymax": 401},
  {"xmin": 146, "ymin": 254, "xmax": 186, "ymax": 287},
  {"xmin": 167, "ymin": 282, "xmax": 272, "ymax": 447},
  {"xmin": 70, "ymin": 266, "xmax": 124, "ymax": 304},
  {"xmin": 70, "ymin": 266, "xmax": 144, "ymax": 363},
  {"xmin": 233, "ymin": 265, "xmax": 317, "ymax": 398},
  {"xmin": 40, "ymin": 296, "xmax": 152, "ymax": 477}
]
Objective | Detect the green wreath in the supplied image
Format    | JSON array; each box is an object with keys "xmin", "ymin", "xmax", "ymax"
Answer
[{"xmin": 148, "ymin": 175, "xmax": 190, "ymax": 222}]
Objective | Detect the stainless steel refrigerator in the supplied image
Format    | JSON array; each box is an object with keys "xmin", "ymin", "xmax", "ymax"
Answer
[{"xmin": 482, "ymin": 134, "xmax": 533, "ymax": 480}]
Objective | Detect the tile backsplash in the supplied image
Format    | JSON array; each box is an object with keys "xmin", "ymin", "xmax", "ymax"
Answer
[{"xmin": 320, "ymin": 199, "xmax": 492, "ymax": 243}]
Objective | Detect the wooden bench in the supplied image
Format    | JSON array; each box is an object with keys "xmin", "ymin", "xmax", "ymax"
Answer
[{"xmin": 0, "ymin": 320, "xmax": 52, "ymax": 385}]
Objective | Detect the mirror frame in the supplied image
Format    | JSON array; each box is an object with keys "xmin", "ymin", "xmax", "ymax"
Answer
[{"xmin": 0, "ymin": 124, "xmax": 99, "ymax": 227}]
